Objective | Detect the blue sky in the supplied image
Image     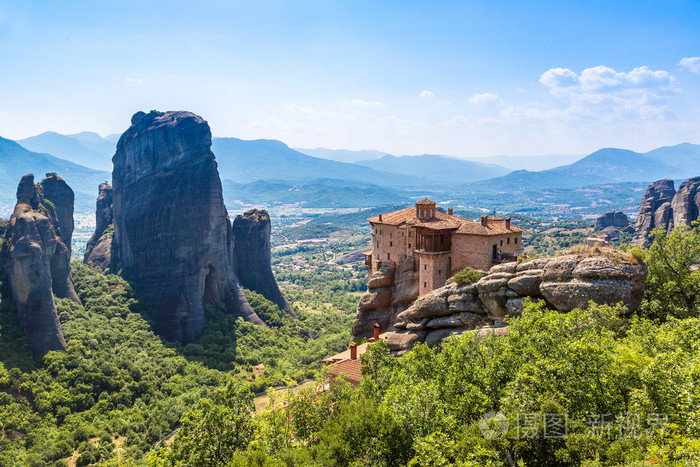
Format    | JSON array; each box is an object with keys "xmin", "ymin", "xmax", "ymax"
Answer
[{"xmin": 1, "ymin": 0, "xmax": 699, "ymax": 157}]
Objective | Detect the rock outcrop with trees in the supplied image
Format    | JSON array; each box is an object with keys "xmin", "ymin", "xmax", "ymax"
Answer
[
  {"xmin": 1, "ymin": 173, "xmax": 81, "ymax": 354},
  {"xmin": 384, "ymin": 249, "xmax": 647, "ymax": 352},
  {"xmin": 632, "ymin": 176, "xmax": 700, "ymax": 247}
]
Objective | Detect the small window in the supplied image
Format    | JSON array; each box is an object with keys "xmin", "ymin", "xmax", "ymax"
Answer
[
  {"xmin": 424, "ymin": 265, "xmax": 427, "ymax": 270},
  {"xmin": 424, "ymin": 282, "xmax": 427, "ymax": 288},
  {"xmin": 515, "ymin": 237, "xmax": 518, "ymax": 244},
  {"xmin": 387, "ymin": 253, "xmax": 390, "ymax": 260},
  {"xmin": 500, "ymin": 240, "xmax": 503, "ymax": 246},
  {"xmin": 507, "ymin": 237, "xmax": 511, "ymax": 245},
  {"xmin": 408, "ymin": 243, "xmax": 411, "ymax": 248},
  {"xmin": 438, "ymin": 270, "xmax": 441, "ymax": 276},
  {"xmin": 390, "ymin": 241, "xmax": 393, "ymax": 247}
]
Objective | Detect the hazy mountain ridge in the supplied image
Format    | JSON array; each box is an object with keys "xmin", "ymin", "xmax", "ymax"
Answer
[
  {"xmin": 354, "ymin": 153, "xmax": 511, "ymax": 184},
  {"xmin": 18, "ymin": 131, "xmax": 114, "ymax": 171},
  {"xmin": 0, "ymin": 136, "xmax": 111, "ymax": 214},
  {"xmin": 294, "ymin": 147, "xmax": 388, "ymax": 163},
  {"xmin": 473, "ymin": 144, "xmax": 699, "ymax": 191},
  {"xmin": 211, "ymin": 137, "xmax": 427, "ymax": 187},
  {"xmin": 465, "ymin": 153, "xmax": 585, "ymax": 171}
]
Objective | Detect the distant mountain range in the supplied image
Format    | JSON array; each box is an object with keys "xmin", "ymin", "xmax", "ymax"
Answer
[
  {"xmin": 294, "ymin": 147, "xmax": 388, "ymax": 163},
  {"xmin": 297, "ymin": 147, "xmax": 585, "ymax": 171},
  {"xmin": 355, "ymin": 154, "xmax": 510, "ymax": 184},
  {"xmin": 464, "ymin": 153, "xmax": 585, "ymax": 171},
  {"xmin": 0, "ymin": 136, "xmax": 110, "ymax": 215},
  {"xmin": 473, "ymin": 145, "xmax": 699, "ymax": 191},
  {"xmin": 211, "ymin": 137, "xmax": 427, "ymax": 187},
  {"xmin": 18, "ymin": 131, "xmax": 115, "ymax": 171},
  {"xmin": 8, "ymin": 129, "xmax": 700, "ymax": 210}
]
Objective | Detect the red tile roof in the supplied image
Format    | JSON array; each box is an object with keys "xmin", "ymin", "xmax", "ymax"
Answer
[
  {"xmin": 321, "ymin": 341, "xmax": 372, "ymax": 363},
  {"xmin": 416, "ymin": 198, "xmax": 437, "ymax": 205},
  {"xmin": 368, "ymin": 206, "xmax": 524, "ymax": 236},
  {"xmin": 326, "ymin": 358, "xmax": 363, "ymax": 385}
]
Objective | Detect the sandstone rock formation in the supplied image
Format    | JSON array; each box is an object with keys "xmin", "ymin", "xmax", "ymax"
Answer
[
  {"xmin": 83, "ymin": 182, "xmax": 113, "ymax": 270},
  {"xmin": 594, "ymin": 211, "xmax": 630, "ymax": 232},
  {"xmin": 384, "ymin": 251, "xmax": 646, "ymax": 353},
  {"xmin": 671, "ymin": 177, "xmax": 700, "ymax": 229},
  {"xmin": 632, "ymin": 177, "xmax": 700, "ymax": 247},
  {"xmin": 352, "ymin": 256, "xmax": 419, "ymax": 337},
  {"xmin": 1, "ymin": 174, "xmax": 81, "ymax": 355},
  {"xmin": 631, "ymin": 179, "xmax": 676, "ymax": 247},
  {"xmin": 39, "ymin": 174, "xmax": 82, "ymax": 304},
  {"xmin": 111, "ymin": 110, "xmax": 264, "ymax": 343},
  {"xmin": 233, "ymin": 209, "xmax": 295, "ymax": 318}
]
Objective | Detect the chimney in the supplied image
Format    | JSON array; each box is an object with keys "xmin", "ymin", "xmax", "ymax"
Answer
[
  {"xmin": 481, "ymin": 215, "xmax": 488, "ymax": 226},
  {"xmin": 378, "ymin": 214, "xmax": 383, "ymax": 222},
  {"xmin": 505, "ymin": 217, "xmax": 511, "ymax": 229},
  {"xmin": 448, "ymin": 207, "xmax": 453, "ymax": 216},
  {"xmin": 350, "ymin": 342, "xmax": 358, "ymax": 360},
  {"xmin": 373, "ymin": 323, "xmax": 380, "ymax": 340}
]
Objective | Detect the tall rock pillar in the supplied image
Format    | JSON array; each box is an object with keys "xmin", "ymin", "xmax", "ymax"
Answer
[
  {"xmin": 233, "ymin": 209, "xmax": 296, "ymax": 318},
  {"xmin": 111, "ymin": 110, "xmax": 264, "ymax": 343},
  {"xmin": 1, "ymin": 173, "xmax": 81, "ymax": 355}
]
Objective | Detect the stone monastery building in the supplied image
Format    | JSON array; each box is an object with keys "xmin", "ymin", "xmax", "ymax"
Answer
[{"xmin": 366, "ymin": 199, "xmax": 524, "ymax": 295}]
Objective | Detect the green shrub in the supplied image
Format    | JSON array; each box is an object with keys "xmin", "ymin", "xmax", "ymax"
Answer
[{"xmin": 452, "ymin": 267, "xmax": 484, "ymax": 286}]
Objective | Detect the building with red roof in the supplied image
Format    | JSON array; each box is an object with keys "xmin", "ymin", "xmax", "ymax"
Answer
[{"xmin": 366, "ymin": 199, "xmax": 524, "ymax": 294}]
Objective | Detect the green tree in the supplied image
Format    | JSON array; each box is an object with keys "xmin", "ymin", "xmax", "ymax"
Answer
[
  {"xmin": 164, "ymin": 378, "xmax": 255, "ymax": 466},
  {"xmin": 635, "ymin": 222, "xmax": 700, "ymax": 320}
]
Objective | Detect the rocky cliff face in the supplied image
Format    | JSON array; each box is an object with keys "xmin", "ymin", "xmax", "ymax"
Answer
[
  {"xmin": 352, "ymin": 256, "xmax": 419, "ymax": 337},
  {"xmin": 233, "ymin": 209, "xmax": 296, "ymax": 318},
  {"xmin": 631, "ymin": 179, "xmax": 676, "ymax": 247},
  {"xmin": 384, "ymin": 251, "xmax": 646, "ymax": 353},
  {"xmin": 671, "ymin": 177, "xmax": 700, "ymax": 229},
  {"xmin": 1, "ymin": 174, "xmax": 81, "ymax": 355},
  {"xmin": 632, "ymin": 177, "xmax": 700, "ymax": 247},
  {"xmin": 111, "ymin": 110, "xmax": 264, "ymax": 343},
  {"xmin": 83, "ymin": 182, "xmax": 113, "ymax": 270},
  {"xmin": 594, "ymin": 211, "xmax": 630, "ymax": 231}
]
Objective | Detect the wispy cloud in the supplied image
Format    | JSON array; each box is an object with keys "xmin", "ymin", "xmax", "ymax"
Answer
[
  {"xmin": 469, "ymin": 92, "xmax": 502, "ymax": 105},
  {"xmin": 420, "ymin": 90, "xmax": 435, "ymax": 100},
  {"xmin": 679, "ymin": 57, "xmax": 700, "ymax": 74},
  {"xmin": 348, "ymin": 99, "xmax": 383, "ymax": 107},
  {"xmin": 125, "ymin": 78, "xmax": 144, "ymax": 84}
]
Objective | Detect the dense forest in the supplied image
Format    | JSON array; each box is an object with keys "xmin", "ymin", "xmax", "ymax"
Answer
[
  {"xmin": 150, "ymin": 225, "xmax": 700, "ymax": 466},
  {"xmin": 0, "ymin": 262, "xmax": 354, "ymax": 465},
  {"xmin": 2, "ymin": 224, "xmax": 700, "ymax": 466}
]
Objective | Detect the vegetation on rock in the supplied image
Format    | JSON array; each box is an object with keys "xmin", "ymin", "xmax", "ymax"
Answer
[{"xmin": 452, "ymin": 266, "xmax": 485, "ymax": 286}]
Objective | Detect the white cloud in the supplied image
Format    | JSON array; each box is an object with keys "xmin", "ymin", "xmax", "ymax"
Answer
[
  {"xmin": 469, "ymin": 92, "xmax": 502, "ymax": 105},
  {"xmin": 541, "ymin": 65, "xmax": 673, "ymax": 94},
  {"xmin": 125, "ymin": 78, "xmax": 144, "ymax": 84},
  {"xmin": 539, "ymin": 68, "xmax": 579, "ymax": 89},
  {"xmin": 420, "ymin": 90, "xmax": 435, "ymax": 100},
  {"xmin": 679, "ymin": 57, "xmax": 700, "ymax": 74},
  {"xmin": 348, "ymin": 99, "xmax": 383, "ymax": 107},
  {"xmin": 538, "ymin": 65, "xmax": 677, "ymax": 121}
]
